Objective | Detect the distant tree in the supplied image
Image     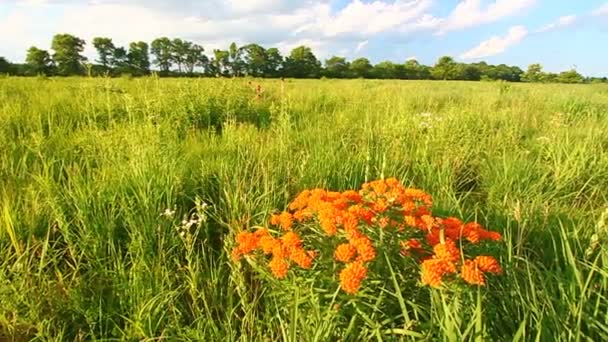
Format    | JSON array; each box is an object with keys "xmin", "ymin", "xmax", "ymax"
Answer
[
  {"xmin": 324, "ymin": 56, "xmax": 349, "ymax": 78},
  {"xmin": 403, "ymin": 59, "xmax": 430, "ymax": 79},
  {"xmin": 25, "ymin": 46, "xmax": 53, "ymax": 75},
  {"xmin": 51, "ymin": 34, "xmax": 86, "ymax": 75},
  {"xmin": 431, "ymin": 56, "xmax": 459, "ymax": 80},
  {"xmin": 92, "ymin": 37, "xmax": 115, "ymax": 70},
  {"xmin": 283, "ymin": 46, "xmax": 321, "ymax": 78},
  {"xmin": 229, "ymin": 42, "xmax": 245, "ymax": 76},
  {"xmin": 151, "ymin": 37, "xmax": 173, "ymax": 72},
  {"xmin": 212, "ymin": 49, "xmax": 230, "ymax": 76},
  {"xmin": 372, "ymin": 61, "xmax": 398, "ymax": 79},
  {"xmin": 456, "ymin": 64, "xmax": 482, "ymax": 81},
  {"xmin": 240, "ymin": 43, "xmax": 268, "ymax": 77},
  {"xmin": 111, "ymin": 47, "xmax": 129, "ymax": 74},
  {"xmin": 184, "ymin": 43, "xmax": 205, "ymax": 74},
  {"xmin": 128, "ymin": 41, "xmax": 150, "ymax": 75},
  {"xmin": 557, "ymin": 69, "xmax": 584, "ymax": 84},
  {"xmin": 0, "ymin": 56, "xmax": 12, "ymax": 74},
  {"xmin": 349, "ymin": 58, "xmax": 373, "ymax": 78},
  {"xmin": 522, "ymin": 63, "xmax": 544, "ymax": 82},
  {"xmin": 170, "ymin": 38, "xmax": 192, "ymax": 73},
  {"xmin": 265, "ymin": 48, "xmax": 284, "ymax": 77}
]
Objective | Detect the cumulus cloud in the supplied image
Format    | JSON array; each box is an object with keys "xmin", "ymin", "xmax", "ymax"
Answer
[
  {"xmin": 536, "ymin": 15, "xmax": 577, "ymax": 33},
  {"xmin": 0, "ymin": 0, "xmax": 540, "ymax": 63},
  {"xmin": 439, "ymin": 0, "xmax": 537, "ymax": 33},
  {"xmin": 460, "ymin": 25, "xmax": 528, "ymax": 59}
]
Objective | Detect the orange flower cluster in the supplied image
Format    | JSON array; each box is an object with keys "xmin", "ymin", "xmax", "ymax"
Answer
[
  {"xmin": 232, "ymin": 229, "xmax": 314, "ymax": 279},
  {"xmin": 422, "ymin": 240, "xmax": 502, "ymax": 287},
  {"xmin": 232, "ymin": 178, "xmax": 503, "ymax": 294}
]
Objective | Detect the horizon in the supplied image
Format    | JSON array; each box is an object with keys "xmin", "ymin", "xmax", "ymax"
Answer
[{"xmin": 1, "ymin": 0, "xmax": 607, "ymax": 77}]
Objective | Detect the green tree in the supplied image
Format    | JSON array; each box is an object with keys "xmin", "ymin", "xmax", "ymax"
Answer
[
  {"xmin": 0, "ymin": 56, "xmax": 12, "ymax": 74},
  {"xmin": 324, "ymin": 56, "xmax": 349, "ymax": 78},
  {"xmin": 92, "ymin": 37, "xmax": 115, "ymax": 70},
  {"xmin": 51, "ymin": 33, "xmax": 86, "ymax": 75},
  {"xmin": 557, "ymin": 69, "xmax": 583, "ymax": 84},
  {"xmin": 456, "ymin": 64, "xmax": 481, "ymax": 81},
  {"xmin": 212, "ymin": 49, "xmax": 230, "ymax": 76},
  {"xmin": 522, "ymin": 63, "xmax": 544, "ymax": 82},
  {"xmin": 128, "ymin": 41, "xmax": 150, "ymax": 75},
  {"xmin": 431, "ymin": 56, "xmax": 459, "ymax": 80},
  {"xmin": 241, "ymin": 43, "xmax": 268, "ymax": 77},
  {"xmin": 26, "ymin": 46, "xmax": 53, "ymax": 75},
  {"xmin": 283, "ymin": 46, "xmax": 321, "ymax": 78},
  {"xmin": 265, "ymin": 48, "xmax": 283, "ymax": 77},
  {"xmin": 403, "ymin": 59, "xmax": 430, "ymax": 79},
  {"xmin": 111, "ymin": 47, "xmax": 128, "ymax": 74},
  {"xmin": 349, "ymin": 58, "xmax": 373, "ymax": 78},
  {"xmin": 184, "ymin": 43, "xmax": 205, "ymax": 74},
  {"xmin": 151, "ymin": 37, "xmax": 173, "ymax": 72},
  {"xmin": 170, "ymin": 38, "xmax": 191, "ymax": 73},
  {"xmin": 372, "ymin": 61, "xmax": 398, "ymax": 79},
  {"xmin": 229, "ymin": 42, "xmax": 244, "ymax": 76}
]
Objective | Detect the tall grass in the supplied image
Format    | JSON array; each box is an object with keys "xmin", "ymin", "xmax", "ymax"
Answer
[{"xmin": 0, "ymin": 77, "xmax": 607, "ymax": 340}]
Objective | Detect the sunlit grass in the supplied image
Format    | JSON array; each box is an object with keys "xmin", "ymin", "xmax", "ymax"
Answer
[{"xmin": 0, "ymin": 76, "xmax": 607, "ymax": 340}]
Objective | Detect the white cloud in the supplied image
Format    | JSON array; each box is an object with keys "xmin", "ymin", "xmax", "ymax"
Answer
[
  {"xmin": 439, "ymin": 0, "xmax": 537, "ymax": 33},
  {"xmin": 460, "ymin": 25, "xmax": 528, "ymax": 59},
  {"xmin": 536, "ymin": 15, "xmax": 577, "ymax": 33},
  {"xmin": 355, "ymin": 40, "xmax": 368, "ymax": 53},
  {"xmin": 593, "ymin": 3, "xmax": 608, "ymax": 16}
]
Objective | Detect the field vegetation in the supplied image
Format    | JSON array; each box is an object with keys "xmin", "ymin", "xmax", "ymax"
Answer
[{"xmin": 1, "ymin": 77, "xmax": 607, "ymax": 340}]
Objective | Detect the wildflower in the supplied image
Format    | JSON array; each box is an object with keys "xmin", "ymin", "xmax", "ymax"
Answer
[
  {"xmin": 352, "ymin": 236, "xmax": 376, "ymax": 262},
  {"xmin": 461, "ymin": 260, "xmax": 485, "ymax": 285},
  {"xmin": 433, "ymin": 240, "xmax": 460, "ymax": 262},
  {"xmin": 339, "ymin": 262, "xmax": 367, "ymax": 294},
  {"xmin": 290, "ymin": 248, "xmax": 313, "ymax": 269},
  {"xmin": 235, "ymin": 232, "xmax": 259, "ymax": 254},
  {"xmin": 259, "ymin": 235, "xmax": 279, "ymax": 255},
  {"xmin": 475, "ymin": 256, "xmax": 502, "ymax": 274},
  {"xmin": 269, "ymin": 257, "xmax": 289, "ymax": 279},
  {"xmin": 334, "ymin": 243, "xmax": 357, "ymax": 263},
  {"xmin": 270, "ymin": 214, "xmax": 281, "ymax": 226},
  {"xmin": 279, "ymin": 211, "xmax": 294, "ymax": 230},
  {"xmin": 421, "ymin": 258, "xmax": 456, "ymax": 287},
  {"xmin": 281, "ymin": 231, "xmax": 302, "ymax": 250}
]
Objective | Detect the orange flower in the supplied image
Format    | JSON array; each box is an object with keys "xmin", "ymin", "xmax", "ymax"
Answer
[
  {"xmin": 475, "ymin": 256, "xmax": 502, "ymax": 274},
  {"xmin": 339, "ymin": 262, "xmax": 367, "ymax": 294},
  {"xmin": 259, "ymin": 235, "xmax": 279, "ymax": 255},
  {"xmin": 281, "ymin": 231, "xmax": 302, "ymax": 250},
  {"xmin": 270, "ymin": 214, "xmax": 281, "ymax": 226},
  {"xmin": 341, "ymin": 190, "xmax": 362, "ymax": 203},
  {"xmin": 235, "ymin": 231, "xmax": 259, "ymax": 254},
  {"xmin": 279, "ymin": 211, "xmax": 294, "ymax": 230},
  {"xmin": 352, "ymin": 236, "xmax": 376, "ymax": 262},
  {"xmin": 334, "ymin": 243, "xmax": 357, "ymax": 263},
  {"xmin": 269, "ymin": 257, "xmax": 289, "ymax": 279},
  {"xmin": 433, "ymin": 240, "xmax": 460, "ymax": 262},
  {"xmin": 372, "ymin": 198, "xmax": 388, "ymax": 213},
  {"xmin": 421, "ymin": 259, "xmax": 456, "ymax": 287},
  {"xmin": 290, "ymin": 248, "xmax": 313, "ymax": 269},
  {"xmin": 378, "ymin": 217, "xmax": 389, "ymax": 228},
  {"xmin": 461, "ymin": 259, "xmax": 485, "ymax": 285}
]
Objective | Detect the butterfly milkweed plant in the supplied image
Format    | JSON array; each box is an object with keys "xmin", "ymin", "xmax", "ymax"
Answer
[{"xmin": 231, "ymin": 178, "xmax": 503, "ymax": 337}]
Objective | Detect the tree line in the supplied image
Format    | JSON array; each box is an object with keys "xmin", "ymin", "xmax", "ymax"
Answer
[{"xmin": 0, "ymin": 33, "xmax": 605, "ymax": 84}]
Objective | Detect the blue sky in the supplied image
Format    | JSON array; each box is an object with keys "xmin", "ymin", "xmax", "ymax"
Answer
[{"xmin": 1, "ymin": 0, "xmax": 607, "ymax": 76}]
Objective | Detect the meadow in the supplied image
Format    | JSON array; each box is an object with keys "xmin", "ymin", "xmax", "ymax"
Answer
[{"xmin": 0, "ymin": 76, "xmax": 607, "ymax": 341}]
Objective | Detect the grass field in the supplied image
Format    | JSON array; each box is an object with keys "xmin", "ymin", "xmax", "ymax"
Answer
[{"xmin": 1, "ymin": 77, "xmax": 607, "ymax": 341}]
